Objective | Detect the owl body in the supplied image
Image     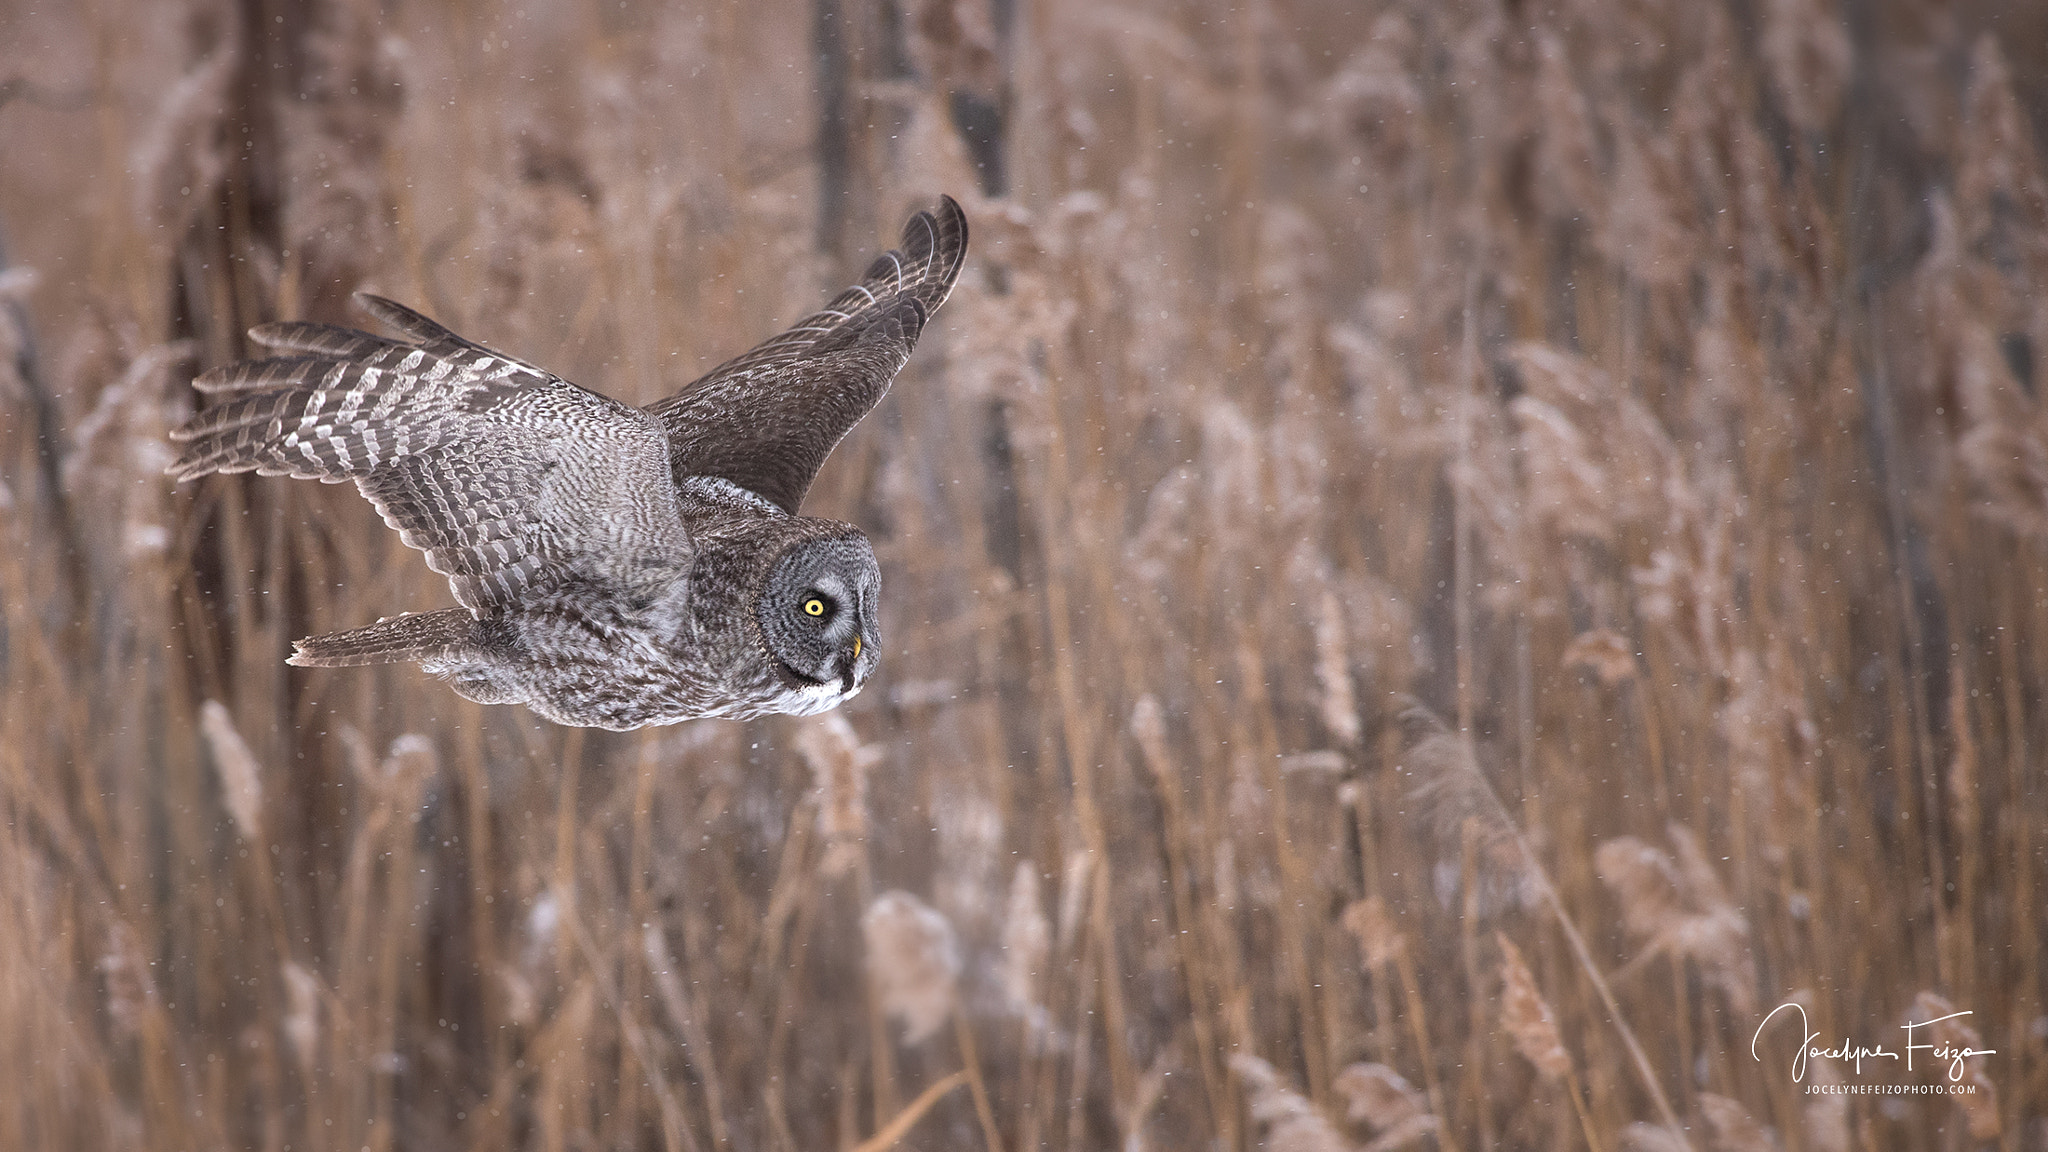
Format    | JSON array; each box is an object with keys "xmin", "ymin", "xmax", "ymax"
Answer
[
  {"xmin": 170, "ymin": 199, "xmax": 964, "ymax": 730},
  {"xmin": 426, "ymin": 496, "xmax": 880, "ymax": 730}
]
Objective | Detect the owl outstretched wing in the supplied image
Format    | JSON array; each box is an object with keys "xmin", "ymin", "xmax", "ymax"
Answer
[
  {"xmin": 645, "ymin": 195, "xmax": 968, "ymax": 514},
  {"xmin": 169, "ymin": 294, "xmax": 692, "ymax": 616}
]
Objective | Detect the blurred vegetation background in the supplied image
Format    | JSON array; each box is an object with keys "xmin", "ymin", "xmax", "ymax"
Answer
[{"xmin": 1, "ymin": 0, "xmax": 2044, "ymax": 1148}]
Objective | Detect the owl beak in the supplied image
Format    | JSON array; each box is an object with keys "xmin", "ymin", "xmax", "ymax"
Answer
[{"xmin": 837, "ymin": 633, "xmax": 867, "ymax": 695}]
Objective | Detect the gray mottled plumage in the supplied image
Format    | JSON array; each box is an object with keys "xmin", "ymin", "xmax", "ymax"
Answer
[{"xmin": 169, "ymin": 197, "xmax": 967, "ymax": 730}]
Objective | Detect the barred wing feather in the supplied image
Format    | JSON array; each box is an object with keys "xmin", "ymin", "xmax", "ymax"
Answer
[
  {"xmin": 646, "ymin": 195, "xmax": 967, "ymax": 513},
  {"xmin": 169, "ymin": 294, "xmax": 690, "ymax": 614}
]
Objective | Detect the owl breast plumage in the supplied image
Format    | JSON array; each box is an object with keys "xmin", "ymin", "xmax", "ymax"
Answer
[{"xmin": 169, "ymin": 198, "xmax": 968, "ymax": 730}]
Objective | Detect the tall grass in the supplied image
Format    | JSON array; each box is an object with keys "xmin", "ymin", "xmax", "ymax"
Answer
[{"xmin": 0, "ymin": 0, "xmax": 2043, "ymax": 1148}]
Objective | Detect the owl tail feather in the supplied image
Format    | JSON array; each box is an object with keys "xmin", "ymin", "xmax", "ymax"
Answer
[{"xmin": 289, "ymin": 607, "xmax": 475, "ymax": 667}]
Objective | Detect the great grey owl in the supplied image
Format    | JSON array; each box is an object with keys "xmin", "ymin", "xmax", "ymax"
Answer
[{"xmin": 169, "ymin": 197, "xmax": 967, "ymax": 730}]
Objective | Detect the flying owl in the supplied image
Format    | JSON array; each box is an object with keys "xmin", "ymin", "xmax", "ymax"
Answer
[{"xmin": 170, "ymin": 197, "xmax": 968, "ymax": 730}]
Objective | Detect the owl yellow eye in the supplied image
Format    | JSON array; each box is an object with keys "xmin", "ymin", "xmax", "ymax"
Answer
[{"xmin": 803, "ymin": 597, "xmax": 826, "ymax": 617}]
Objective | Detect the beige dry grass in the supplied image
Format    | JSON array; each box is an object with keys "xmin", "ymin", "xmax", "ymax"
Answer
[{"xmin": 1, "ymin": 0, "xmax": 2044, "ymax": 1149}]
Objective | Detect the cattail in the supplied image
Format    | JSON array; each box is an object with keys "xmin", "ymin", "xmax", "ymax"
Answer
[
  {"xmin": 498, "ymin": 965, "xmax": 539, "ymax": 1029},
  {"xmin": 897, "ymin": 99, "xmax": 983, "ymax": 214},
  {"xmin": 1509, "ymin": 342, "xmax": 1681, "ymax": 547},
  {"xmin": 1397, "ymin": 715, "xmax": 1523, "ymax": 888},
  {"xmin": 349, "ymin": 731, "xmax": 438, "ymax": 820},
  {"xmin": 796, "ymin": 712, "xmax": 879, "ymax": 879},
  {"xmin": 642, "ymin": 924, "xmax": 734, "ymax": 1147},
  {"xmin": 1315, "ymin": 588, "xmax": 1362, "ymax": 747},
  {"xmin": 1269, "ymin": 408, "xmax": 1331, "ymax": 538},
  {"xmin": 525, "ymin": 892, "xmax": 561, "ymax": 969},
  {"xmin": 1073, "ymin": 10, "xmax": 1228, "ymax": 131},
  {"xmin": 1722, "ymin": 77, "xmax": 1805, "ymax": 284},
  {"xmin": 1595, "ymin": 826, "xmax": 1753, "ymax": 1014},
  {"xmin": 130, "ymin": 35, "xmax": 237, "ymax": 230},
  {"xmin": 1123, "ymin": 1053, "xmax": 1173, "ymax": 1149},
  {"xmin": 65, "ymin": 341, "xmax": 191, "ymax": 488},
  {"xmin": 1955, "ymin": 35, "xmax": 2048, "ymax": 240},
  {"xmin": 1802, "ymin": 1057, "xmax": 1850, "ymax": 1152},
  {"xmin": 1280, "ymin": 751, "xmax": 1348, "ymax": 777},
  {"xmin": 66, "ymin": 336, "xmax": 192, "ymax": 532},
  {"xmin": 1531, "ymin": 30, "xmax": 1603, "ymax": 225},
  {"xmin": 278, "ymin": 0, "xmax": 404, "ymax": 294},
  {"xmin": 122, "ymin": 521, "xmax": 168, "ymax": 559},
  {"xmin": 1496, "ymin": 934, "xmax": 1571, "ymax": 1082},
  {"xmin": 1347, "ymin": 572, "xmax": 1424, "ymax": 693},
  {"xmin": 1229, "ymin": 1053, "xmax": 1353, "ymax": 1152},
  {"xmin": 1340, "ymin": 898, "xmax": 1406, "ymax": 968},
  {"xmin": 1309, "ymin": 16, "xmax": 1421, "ymax": 170},
  {"xmin": 1954, "ymin": 320, "xmax": 2048, "ymax": 538},
  {"xmin": 1686, "ymin": 319, "xmax": 1776, "ymax": 460},
  {"xmin": 1056, "ymin": 848, "xmax": 1094, "ymax": 949},
  {"xmin": 1127, "ymin": 467, "xmax": 1199, "ymax": 587},
  {"xmin": 281, "ymin": 961, "xmax": 321, "ymax": 1073},
  {"xmin": 1325, "ymin": 322, "xmax": 1418, "ymax": 456},
  {"xmin": 1947, "ymin": 674, "xmax": 1982, "ymax": 870},
  {"xmin": 1200, "ymin": 400, "xmax": 1266, "ymax": 549},
  {"xmin": 640, "ymin": 927, "xmax": 691, "ymax": 1033},
  {"xmin": 1131, "ymin": 694, "xmax": 1172, "ymax": 784},
  {"xmin": 1666, "ymin": 827, "xmax": 1755, "ymax": 1015},
  {"xmin": 1716, "ymin": 646, "xmax": 1816, "ymax": 808},
  {"xmin": 998, "ymin": 863, "xmax": 1049, "ymax": 1019},
  {"xmin": 1255, "ymin": 204, "xmax": 1328, "ymax": 368},
  {"xmin": 1620, "ymin": 1123, "xmax": 1690, "ymax": 1152},
  {"xmin": 1360, "ymin": 1115, "xmax": 1440, "ymax": 1152},
  {"xmin": 862, "ymin": 891, "xmax": 960, "ymax": 1045},
  {"xmin": 1510, "ymin": 394, "xmax": 1613, "ymax": 543},
  {"xmin": 1908, "ymin": 992, "xmax": 2000, "ymax": 1139},
  {"xmin": 1331, "ymin": 1062, "xmax": 1429, "ymax": 1132},
  {"xmin": 1599, "ymin": 126, "xmax": 1693, "ymax": 287},
  {"xmin": 1562, "ymin": 628, "xmax": 1640, "ymax": 687},
  {"xmin": 1958, "ymin": 401, "xmax": 2048, "ymax": 538},
  {"xmin": 1446, "ymin": 402, "xmax": 1539, "ymax": 615},
  {"xmin": 199, "ymin": 700, "xmax": 264, "ymax": 841},
  {"xmin": 1698, "ymin": 1092, "xmax": 1781, "ymax": 1152},
  {"xmin": 0, "ymin": 264, "xmax": 34, "ymax": 302},
  {"xmin": 1760, "ymin": 0, "xmax": 1852, "ymax": 135},
  {"xmin": 931, "ymin": 783, "xmax": 1002, "ymax": 937},
  {"xmin": 98, "ymin": 922, "xmax": 152, "ymax": 1038},
  {"xmin": 0, "ymin": 267, "xmax": 33, "ymax": 408},
  {"xmin": 887, "ymin": 677, "xmax": 962, "ymax": 709},
  {"xmin": 904, "ymin": 0, "xmax": 1002, "ymax": 100}
]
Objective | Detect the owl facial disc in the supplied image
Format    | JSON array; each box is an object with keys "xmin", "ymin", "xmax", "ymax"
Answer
[{"xmin": 756, "ymin": 534, "xmax": 882, "ymax": 713}]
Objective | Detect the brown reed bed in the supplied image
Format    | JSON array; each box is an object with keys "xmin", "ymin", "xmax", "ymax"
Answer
[{"xmin": 1, "ymin": 0, "xmax": 2044, "ymax": 1148}]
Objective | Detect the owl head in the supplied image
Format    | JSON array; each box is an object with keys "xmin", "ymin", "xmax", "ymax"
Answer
[{"xmin": 755, "ymin": 531, "xmax": 882, "ymax": 713}]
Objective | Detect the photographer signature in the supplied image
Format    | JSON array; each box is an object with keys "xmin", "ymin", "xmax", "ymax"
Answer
[{"xmin": 1751, "ymin": 1002, "xmax": 1995, "ymax": 1083}]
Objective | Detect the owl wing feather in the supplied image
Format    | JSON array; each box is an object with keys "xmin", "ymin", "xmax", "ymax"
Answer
[
  {"xmin": 646, "ymin": 195, "xmax": 968, "ymax": 513},
  {"xmin": 169, "ymin": 293, "xmax": 691, "ymax": 615}
]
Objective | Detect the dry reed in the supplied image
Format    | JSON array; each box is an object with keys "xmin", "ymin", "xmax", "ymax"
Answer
[{"xmin": 0, "ymin": 0, "xmax": 2042, "ymax": 1148}]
